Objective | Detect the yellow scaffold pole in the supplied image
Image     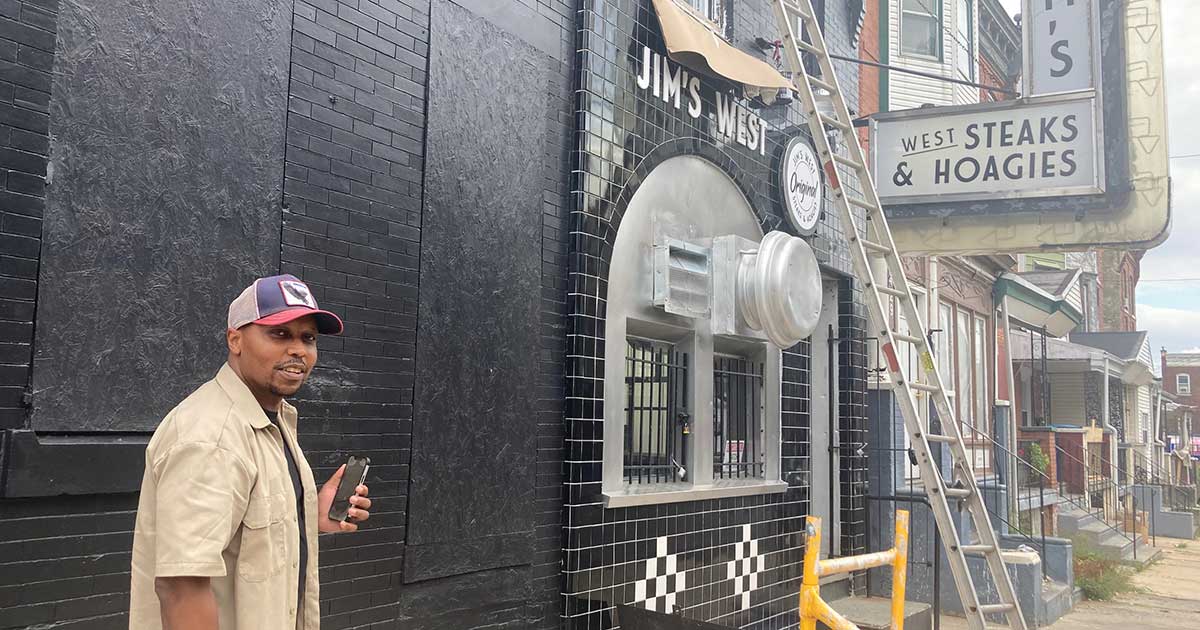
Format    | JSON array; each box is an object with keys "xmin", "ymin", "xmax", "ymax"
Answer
[{"xmin": 799, "ymin": 510, "xmax": 910, "ymax": 630}]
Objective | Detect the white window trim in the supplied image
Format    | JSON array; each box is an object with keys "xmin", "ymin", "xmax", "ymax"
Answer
[
  {"xmin": 955, "ymin": 0, "xmax": 975, "ymax": 81},
  {"xmin": 1178, "ymin": 373, "xmax": 1191, "ymax": 395},
  {"xmin": 900, "ymin": 0, "xmax": 942, "ymax": 61}
]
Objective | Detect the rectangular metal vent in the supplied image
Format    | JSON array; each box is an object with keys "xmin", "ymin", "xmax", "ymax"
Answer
[{"xmin": 652, "ymin": 239, "xmax": 710, "ymax": 318}]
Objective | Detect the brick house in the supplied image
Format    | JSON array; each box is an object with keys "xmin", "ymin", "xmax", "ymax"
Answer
[{"xmin": 1162, "ymin": 351, "xmax": 1200, "ymax": 410}]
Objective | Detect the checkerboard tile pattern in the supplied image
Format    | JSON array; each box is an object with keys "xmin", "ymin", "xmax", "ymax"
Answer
[
  {"xmin": 633, "ymin": 537, "xmax": 687, "ymax": 614},
  {"xmin": 728, "ymin": 525, "xmax": 765, "ymax": 611}
]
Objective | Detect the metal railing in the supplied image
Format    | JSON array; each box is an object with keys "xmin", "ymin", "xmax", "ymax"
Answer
[
  {"xmin": 866, "ymin": 330, "xmax": 1055, "ymax": 561},
  {"xmin": 1052, "ymin": 443, "xmax": 1145, "ymax": 557},
  {"xmin": 866, "ymin": 492, "xmax": 941, "ymax": 630},
  {"xmin": 801, "ymin": 511, "xmax": 911, "ymax": 630},
  {"xmin": 1131, "ymin": 447, "xmax": 1195, "ymax": 512}
]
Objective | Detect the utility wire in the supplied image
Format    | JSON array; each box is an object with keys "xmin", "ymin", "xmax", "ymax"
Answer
[
  {"xmin": 827, "ymin": 0, "xmax": 1018, "ymax": 96},
  {"xmin": 829, "ymin": 53, "xmax": 1019, "ymax": 95}
]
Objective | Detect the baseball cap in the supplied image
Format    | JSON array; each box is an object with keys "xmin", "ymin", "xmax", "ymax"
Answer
[{"xmin": 227, "ymin": 274, "xmax": 344, "ymax": 335}]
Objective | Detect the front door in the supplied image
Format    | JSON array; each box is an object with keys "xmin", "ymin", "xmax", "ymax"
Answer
[{"xmin": 811, "ymin": 278, "xmax": 840, "ymax": 557}]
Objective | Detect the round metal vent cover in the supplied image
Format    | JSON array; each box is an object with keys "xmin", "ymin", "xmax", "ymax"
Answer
[{"xmin": 737, "ymin": 231, "xmax": 822, "ymax": 348}]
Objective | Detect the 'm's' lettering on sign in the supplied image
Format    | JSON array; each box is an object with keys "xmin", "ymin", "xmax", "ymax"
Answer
[
  {"xmin": 872, "ymin": 96, "xmax": 1102, "ymax": 204},
  {"xmin": 636, "ymin": 46, "xmax": 767, "ymax": 156}
]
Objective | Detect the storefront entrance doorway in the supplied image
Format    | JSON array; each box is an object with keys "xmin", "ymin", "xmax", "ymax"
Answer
[{"xmin": 811, "ymin": 277, "xmax": 841, "ymax": 557}]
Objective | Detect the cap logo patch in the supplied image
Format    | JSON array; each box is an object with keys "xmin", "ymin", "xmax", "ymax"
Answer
[{"xmin": 280, "ymin": 280, "xmax": 317, "ymax": 308}]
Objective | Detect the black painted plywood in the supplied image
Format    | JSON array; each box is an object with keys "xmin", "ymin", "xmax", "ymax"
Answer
[
  {"xmin": 405, "ymin": 0, "xmax": 547, "ymax": 581},
  {"xmin": 30, "ymin": 0, "xmax": 291, "ymax": 431}
]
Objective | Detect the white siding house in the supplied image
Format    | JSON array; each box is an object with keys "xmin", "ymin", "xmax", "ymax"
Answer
[{"xmin": 887, "ymin": 0, "xmax": 979, "ymax": 110}]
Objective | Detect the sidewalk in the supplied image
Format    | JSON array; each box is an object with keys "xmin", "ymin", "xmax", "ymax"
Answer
[{"xmin": 937, "ymin": 537, "xmax": 1200, "ymax": 630}]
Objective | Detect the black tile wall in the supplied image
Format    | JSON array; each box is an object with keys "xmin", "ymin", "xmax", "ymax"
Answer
[
  {"xmin": 0, "ymin": 0, "xmax": 52, "ymax": 434},
  {"xmin": 278, "ymin": 0, "xmax": 432, "ymax": 625},
  {"xmin": 563, "ymin": 1, "xmax": 869, "ymax": 628}
]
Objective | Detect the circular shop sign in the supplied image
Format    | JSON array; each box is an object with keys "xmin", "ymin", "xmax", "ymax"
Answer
[{"xmin": 780, "ymin": 136, "xmax": 823, "ymax": 236}]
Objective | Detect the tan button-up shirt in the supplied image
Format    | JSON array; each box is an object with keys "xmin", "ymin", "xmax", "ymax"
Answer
[{"xmin": 129, "ymin": 364, "xmax": 320, "ymax": 630}]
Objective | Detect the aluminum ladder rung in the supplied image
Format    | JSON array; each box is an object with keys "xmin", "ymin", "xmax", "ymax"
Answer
[
  {"xmin": 891, "ymin": 332, "xmax": 923, "ymax": 345},
  {"xmin": 831, "ymin": 153, "xmax": 865, "ymax": 171},
  {"xmin": 781, "ymin": 0, "xmax": 813, "ymax": 20},
  {"xmin": 818, "ymin": 114, "xmax": 850, "ymax": 131},
  {"xmin": 853, "ymin": 237, "xmax": 890, "ymax": 256},
  {"xmin": 845, "ymin": 195, "xmax": 879, "ymax": 211},
  {"xmin": 876, "ymin": 285, "xmax": 906, "ymax": 298},
  {"xmin": 770, "ymin": 1, "xmax": 1028, "ymax": 627},
  {"xmin": 942, "ymin": 487, "xmax": 974, "ymax": 499},
  {"xmin": 807, "ymin": 74, "xmax": 835, "ymax": 93},
  {"xmin": 795, "ymin": 38, "xmax": 822, "ymax": 54}
]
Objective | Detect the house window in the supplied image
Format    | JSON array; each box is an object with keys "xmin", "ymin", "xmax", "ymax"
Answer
[
  {"xmin": 973, "ymin": 314, "xmax": 988, "ymax": 435},
  {"xmin": 901, "ymin": 0, "xmax": 941, "ymax": 58},
  {"xmin": 713, "ymin": 354, "xmax": 765, "ymax": 479},
  {"xmin": 937, "ymin": 302, "xmax": 955, "ymax": 404},
  {"xmin": 684, "ymin": 0, "xmax": 725, "ymax": 31},
  {"xmin": 956, "ymin": 308, "xmax": 973, "ymax": 435},
  {"xmin": 624, "ymin": 338, "xmax": 689, "ymax": 484},
  {"xmin": 1179, "ymin": 373, "xmax": 1191, "ymax": 395},
  {"xmin": 956, "ymin": 0, "xmax": 975, "ymax": 80}
]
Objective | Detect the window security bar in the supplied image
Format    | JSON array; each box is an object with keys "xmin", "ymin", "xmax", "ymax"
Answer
[
  {"xmin": 713, "ymin": 355, "xmax": 765, "ymax": 479},
  {"xmin": 624, "ymin": 338, "xmax": 689, "ymax": 484}
]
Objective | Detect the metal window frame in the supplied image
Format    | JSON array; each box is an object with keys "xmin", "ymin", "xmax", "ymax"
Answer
[
  {"xmin": 680, "ymin": 0, "xmax": 727, "ymax": 35},
  {"xmin": 603, "ymin": 320, "xmax": 786, "ymax": 507}
]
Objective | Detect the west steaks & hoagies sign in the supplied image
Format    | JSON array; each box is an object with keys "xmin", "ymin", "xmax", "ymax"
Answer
[{"xmin": 871, "ymin": 94, "xmax": 1103, "ymax": 204}]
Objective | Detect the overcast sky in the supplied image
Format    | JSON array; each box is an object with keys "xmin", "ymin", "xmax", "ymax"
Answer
[{"xmin": 993, "ymin": 0, "xmax": 1197, "ymax": 352}]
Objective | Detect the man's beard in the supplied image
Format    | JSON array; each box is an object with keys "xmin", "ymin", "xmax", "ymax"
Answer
[{"xmin": 270, "ymin": 380, "xmax": 303, "ymax": 398}]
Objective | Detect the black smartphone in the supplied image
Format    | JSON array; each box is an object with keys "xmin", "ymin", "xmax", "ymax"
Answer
[{"xmin": 328, "ymin": 455, "xmax": 371, "ymax": 522}]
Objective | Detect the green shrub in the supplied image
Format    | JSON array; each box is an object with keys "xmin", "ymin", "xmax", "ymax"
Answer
[
  {"xmin": 1072, "ymin": 543, "xmax": 1136, "ymax": 601},
  {"xmin": 1026, "ymin": 442, "xmax": 1050, "ymax": 476}
]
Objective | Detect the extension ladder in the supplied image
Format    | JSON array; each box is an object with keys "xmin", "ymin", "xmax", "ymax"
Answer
[{"xmin": 768, "ymin": 2, "xmax": 1029, "ymax": 629}]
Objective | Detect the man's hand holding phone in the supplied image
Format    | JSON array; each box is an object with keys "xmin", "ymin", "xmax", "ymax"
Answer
[{"xmin": 317, "ymin": 456, "xmax": 372, "ymax": 533}]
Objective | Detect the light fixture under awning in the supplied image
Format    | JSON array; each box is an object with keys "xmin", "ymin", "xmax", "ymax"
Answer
[{"xmin": 651, "ymin": 0, "xmax": 792, "ymax": 91}]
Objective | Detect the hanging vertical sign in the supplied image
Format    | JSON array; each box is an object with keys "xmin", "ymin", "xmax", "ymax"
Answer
[{"xmin": 1023, "ymin": 0, "xmax": 1102, "ymax": 95}]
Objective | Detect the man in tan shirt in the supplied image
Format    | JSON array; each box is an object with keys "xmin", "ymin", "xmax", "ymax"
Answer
[{"xmin": 129, "ymin": 274, "xmax": 372, "ymax": 630}]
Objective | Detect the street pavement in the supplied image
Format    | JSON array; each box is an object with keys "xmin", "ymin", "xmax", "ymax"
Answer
[{"xmin": 935, "ymin": 537, "xmax": 1200, "ymax": 630}]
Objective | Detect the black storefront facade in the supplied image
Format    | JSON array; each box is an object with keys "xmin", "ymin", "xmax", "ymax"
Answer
[{"xmin": 0, "ymin": 1, "xmax": 869, "ymax": 629}]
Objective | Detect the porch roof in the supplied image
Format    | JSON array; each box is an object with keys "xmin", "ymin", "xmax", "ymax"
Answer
[
  {"xmin": 1069, "ymin": 331, "xmax": 1155, "ymax": 385},
  {"xmin": 995, "ymin": 272, "xmax": 1082, "ymax": 338},
  {"xmin": 1009, "ymin": 330, "xmax": 1124, "ymax": 377}
]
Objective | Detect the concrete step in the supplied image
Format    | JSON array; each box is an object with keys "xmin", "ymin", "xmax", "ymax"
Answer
[
  {"xmin": 1119, "ymin": 539, "xmax": 1162, "ymax": 567},
  {"xmin": 1040, "ymin": 579, "xmax": 1074, "ymax": 627},
  {"xmin": 826, "ymin": 596, "xmax": 932, "ymax": 630},
  {"xmin": 1071, "ymin": 519, "xmax": 1128, "ymax": 550},
  {"xmin": 1056, "ymin": 507, "xmax": 1103, "ymax": 535}
]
